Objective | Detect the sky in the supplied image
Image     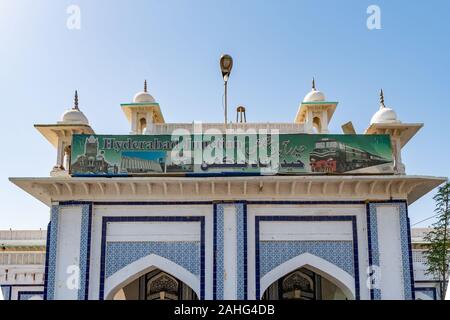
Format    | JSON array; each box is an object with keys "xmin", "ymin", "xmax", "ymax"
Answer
[{"xmin": 0, "ymin": 0, "xmax": 449, "ymax": 229}]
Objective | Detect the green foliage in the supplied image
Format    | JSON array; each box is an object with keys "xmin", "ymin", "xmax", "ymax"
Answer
[{"xmin": 423, "ymin": 182, "xmax": 450, "ymax": 300}]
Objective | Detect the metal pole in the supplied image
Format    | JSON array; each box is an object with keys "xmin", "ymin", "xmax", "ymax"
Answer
[{"xmin": 224, "ymin": 81, "xmax": 228, "ymax": 125}]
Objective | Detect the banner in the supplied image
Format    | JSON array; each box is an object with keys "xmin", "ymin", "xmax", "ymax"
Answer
[{"xmin": 70, "ymin": 134, "xmax": 394, "ymax": 176}]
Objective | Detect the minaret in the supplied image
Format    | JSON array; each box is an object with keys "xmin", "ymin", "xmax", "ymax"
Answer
[
  {"xmin": 121, "ymin": 80, "xmax": 165, "ymax": 134},
  {"xmin": 35, "ymin": 90, "xmax": 94, "ymax": 176},
  {"xmin": 294, "ymin": 78, "xmax": 338, "ymax": 134}
]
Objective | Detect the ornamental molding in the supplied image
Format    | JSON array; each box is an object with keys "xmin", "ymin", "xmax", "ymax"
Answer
[{"xmin": 9, "ymin": 175, "xmax": 446, "ymax": 206}]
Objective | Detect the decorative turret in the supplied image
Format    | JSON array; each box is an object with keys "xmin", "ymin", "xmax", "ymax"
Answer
[
  {"xmin": 370, "ymin": 89, "xmax": 401, "ymax": 125},
  {"xmin": 121, "ymin": 80, "xmax": 165, "ymax": 134},
  {"xmin": 35, "ymin": 91, "xmax": 94, "ymax": 176},
  {"xmin": 294, "ymin": 78, "xmax": 337, "ymax": 133},
  {"xmin": 365, "ymin": 89, "xmax": 423, "ymax": 174}
]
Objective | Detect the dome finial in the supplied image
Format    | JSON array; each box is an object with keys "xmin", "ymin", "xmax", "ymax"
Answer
[
  {"xmin": 380, "ymin": 89, "xmax": 385, "ymax": 108},
  {"xmin": 312, "ymin": 77, "xmax": 316, "ymax": 91},
  {"xmin": 74, "ymin": 90, "xmax": 79, "ymax": 110},
  {"xmin": 144, "ymin": 80, "xmax": 148, "ymax": 93}
]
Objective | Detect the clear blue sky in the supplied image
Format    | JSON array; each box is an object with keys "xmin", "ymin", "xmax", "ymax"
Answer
[{"xmin": 0, "ymin": 0, "xmax": 449, "ymax": 229}]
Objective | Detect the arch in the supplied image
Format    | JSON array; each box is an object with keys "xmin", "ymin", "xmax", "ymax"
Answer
[
  {"xmin": 312, "ymin": 116, "xmax": 322, "ymax": 133},
  {"xmin": 104, "ymin": 254, "xmax": 200, "ymax": 300},
  {"xmin": 139, "ymin": 117, "xmax": 147, "ymax": 134},
  {"xmin": 260, "ymin": 253, "xmax": 355, "ymax": 300}
]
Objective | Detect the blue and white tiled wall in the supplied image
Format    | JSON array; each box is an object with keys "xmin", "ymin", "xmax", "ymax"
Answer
[
  {"xmin": 105, "ymin": 241, "xmax": 201, "ymax": 278},
  {"xmin": 259, "ymin": 241, "xmax": 355, "ymax": 277},
  {"xmin": 366, "ymin": 201, "xmax": 415, "ymax": 300},
  {"xmin": 43, "ymin": 200, "xmax": 415, "ymax": 300},
  {"xmin": 213, "ymin": 203, "xmax": 247, "ymax": 300},
  {"xmin": 44, "ymin": 203, "xmax": 91, "ymax": 300},
  {"xmin": 44, "ymin": 205, "xmax": 59, "ymax": 300}
]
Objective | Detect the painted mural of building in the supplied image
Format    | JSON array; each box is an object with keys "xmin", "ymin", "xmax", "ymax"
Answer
[{"xmin": 7, "ymin": 80, "xmax": 446, "ymax": 300}]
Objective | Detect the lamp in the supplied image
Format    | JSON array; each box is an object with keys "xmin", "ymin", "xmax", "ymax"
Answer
[{"xmin": 220, "ymin": 54, "xmax": 233, "ymax": 125}]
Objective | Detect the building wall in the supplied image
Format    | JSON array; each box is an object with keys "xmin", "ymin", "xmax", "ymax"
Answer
[{"xmin": 43, "ymin": 200, "xmax": 415, "ymax": 300}]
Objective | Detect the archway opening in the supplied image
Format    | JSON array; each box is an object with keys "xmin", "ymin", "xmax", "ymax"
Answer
[
  {"xmin": 312, "ymin": 117, "xmax": 322, "ymax": 133},
  {"xmin": 138, "ymin": 117, "xmax": 147, "ymax": 134},
  {"xmin": 112, "ymin": 268, "xmax": 198, "ymax": 300},
  {"xmin": 262, "ymin": 267, "xmax": 350, "ymax": 300}
]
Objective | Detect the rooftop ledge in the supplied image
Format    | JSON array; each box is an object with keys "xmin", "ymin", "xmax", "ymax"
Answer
[
  {"xmin": 146, "ymin": 122, "xmax": 306, "ymax": 134},
  {"xmin": 9, "ymin": 175, "xmax": 446, "ymax": 207}
]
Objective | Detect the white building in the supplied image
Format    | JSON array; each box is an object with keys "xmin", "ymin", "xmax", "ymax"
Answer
[
  {"xmin": 0, "ymin": 230, "xmax": 46, "ymax": 300},
  {"xmin": 7, "ymin": 80, "xmax": 446, "ymax": 300},
  {"xmin": 411, "ymin": 228, "xmax": 446, "ymax": 300}
]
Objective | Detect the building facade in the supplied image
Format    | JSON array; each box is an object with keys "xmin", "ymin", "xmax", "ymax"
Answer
[
  {"xmin": 0, "ymin": 230, "xmax": 46, "ymax": 300},
  {"xmin": 8, "ymin": 81, "xmax": 446, "ymax": 300}
]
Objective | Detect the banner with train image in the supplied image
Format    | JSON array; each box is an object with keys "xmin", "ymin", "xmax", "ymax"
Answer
[{"xmin": 70, "ymin": 133, "xmax": 394, "ymax": 176}]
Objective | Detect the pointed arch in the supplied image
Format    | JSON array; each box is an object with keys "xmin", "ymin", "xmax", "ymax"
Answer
[
  {"xmin": 104, "ymin": 254, "xmax": 200, "ymax": 300},
  {"xmin": 260, "ymin": 252, "xmax": 355, "ymax": 300}
]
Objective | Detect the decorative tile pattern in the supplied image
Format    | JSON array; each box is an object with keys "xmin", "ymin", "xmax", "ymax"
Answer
[
  {"xmin": 259, "ymin": 241, "xmax": 355, "ymax": 277},
  {"xmin": 236, "ymin": 203, "xmax": 247, "ymax": 300},
  {"xmin": 78, "ymin": 204, "xmax": 92, "ymax": 300},
  {"xmin": 43, "ymin": 223, "xmax": 51, "ymax": 300},
  {"xmin": 368, "ymin": 201, "xmax": 414, "ymax": 300},
  {"xmin": 255, "ymin": 215, "xmax": 360, "ymax": 300},
  {"xmin": 99, "ymin": 215, "xmax": 206, "ymax": 300},
  {"xmin": 399, "ymin": 202, "xmax": 414, "ymax": 300},
  {"xmin": 367, "ymin": 203, "xmax": 381, "ymax": 300},
  {"xmin": 214, "ymin": 204, "xmax": 225, "ymax": 300},
  {"xmin": 105, "ymin": 241, "xmax": 201, "ymax": 278},
  {"xmin": 45, "ymin": 205, "xmax": 59, "ymax": 300}
]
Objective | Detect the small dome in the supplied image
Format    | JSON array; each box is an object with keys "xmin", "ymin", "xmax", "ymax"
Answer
[
  {"xmin": 303, "ymin": 89, "xmax": 326, "ymax": 102},
  {"xmin": 370, "ymin": 89, "xmax": 401, "ymax": 125},
  {"xmin": 133, "ymin": 91, "xmax": 155, "ymax": 103},
  {"xmin": 60, "ymin": 108, "xmax": 89, "ymax": 125},
  {"xmin": 59, "ymin": 90, "xmax": 89, "ymax": 125},
  {"xmin": 133, "ymin": 80, "xmax": 156, "ymax": 103},
  {"xmin": 370, "ymin": 106, "xmax": 400, "ymax": 125},
  {"xmin": 303, "ymin": 78, "xmax": 326, "ymax": 102}
]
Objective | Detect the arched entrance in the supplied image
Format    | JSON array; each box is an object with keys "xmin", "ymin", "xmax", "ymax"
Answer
[
  {"xmin": 105, "ymin": 254, "xmax": 200, "ymax": 300},
  {"xmin": 262, "ymin": 267, "xmax": 349, "ymax": 300},
  {"xmin": 113, "ymin": 268, "xmax": 198, "ymax": 300},
  {"xmin": 260, "ymin": 253, "xmax": 355, "ymax": 300}
]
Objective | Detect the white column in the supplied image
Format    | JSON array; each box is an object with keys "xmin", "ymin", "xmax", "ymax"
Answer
[
  {"xmin": 395, "ymin": 137, "xmax": 405, "ymax": 174},
  {"xmin": 145, "ymin": 111, "xmax": 154, "ymax": 134},
  {"xmin": 223, "ymin": 205, "xmax": 237, "ymax": 299},
  {"xmin": 321, "ymin": 109, "xmax": 329, "ymax": 133},
  {"xmin": 54, "ymin": 206, "xmax": 82, "ymax": 300},
  {"xmin": 131, "ymin": 112, "xmax": 138, "ymax": 134},
  {"xmin": 376, "ymin": 205, "xmax": 404, "ymax": 299}
]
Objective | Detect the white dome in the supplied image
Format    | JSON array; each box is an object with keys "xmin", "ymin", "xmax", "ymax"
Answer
[
  {"xmin": 303, "ymin": 89, "xmax": 326, "ymax": 103},
  {"xmin": 60, "ymin": 108, "xmax": 89, "ymax": 125},
  {"xmin": 133, "ymin": 91, "xmax": 155, "ymax": 103},
  {"xmin": 370, "ymin": 106, "xmax": 400, "ymax": 125}
]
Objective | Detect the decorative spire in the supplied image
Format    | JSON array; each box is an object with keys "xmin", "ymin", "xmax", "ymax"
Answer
[
  {"xmin": 312, "ymin": 78, "xmax": 316, "ymax": 91},
  {"xmin": 144, "ymin": 80, "xmax": 148, "ymax": 93},
  {"xmin": 74, "ymin": 90, "xmax": 79, "ymax": 110},
  {"xmin": 380, "ymin": 89, "xmax": 385, "ymax": 108}
]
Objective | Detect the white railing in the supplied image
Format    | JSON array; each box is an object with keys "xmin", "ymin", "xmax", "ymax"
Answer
[
  {"xmin": 147, "ymin": 122, "xmax": 306, "ymax": 134},
  {"xmin": 0, "ymin": 252, "xmax": 46, "ymax": 265},
  {"xmin": 0, "ymin": 230, "xmax": 46, "ymax": 241}
]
